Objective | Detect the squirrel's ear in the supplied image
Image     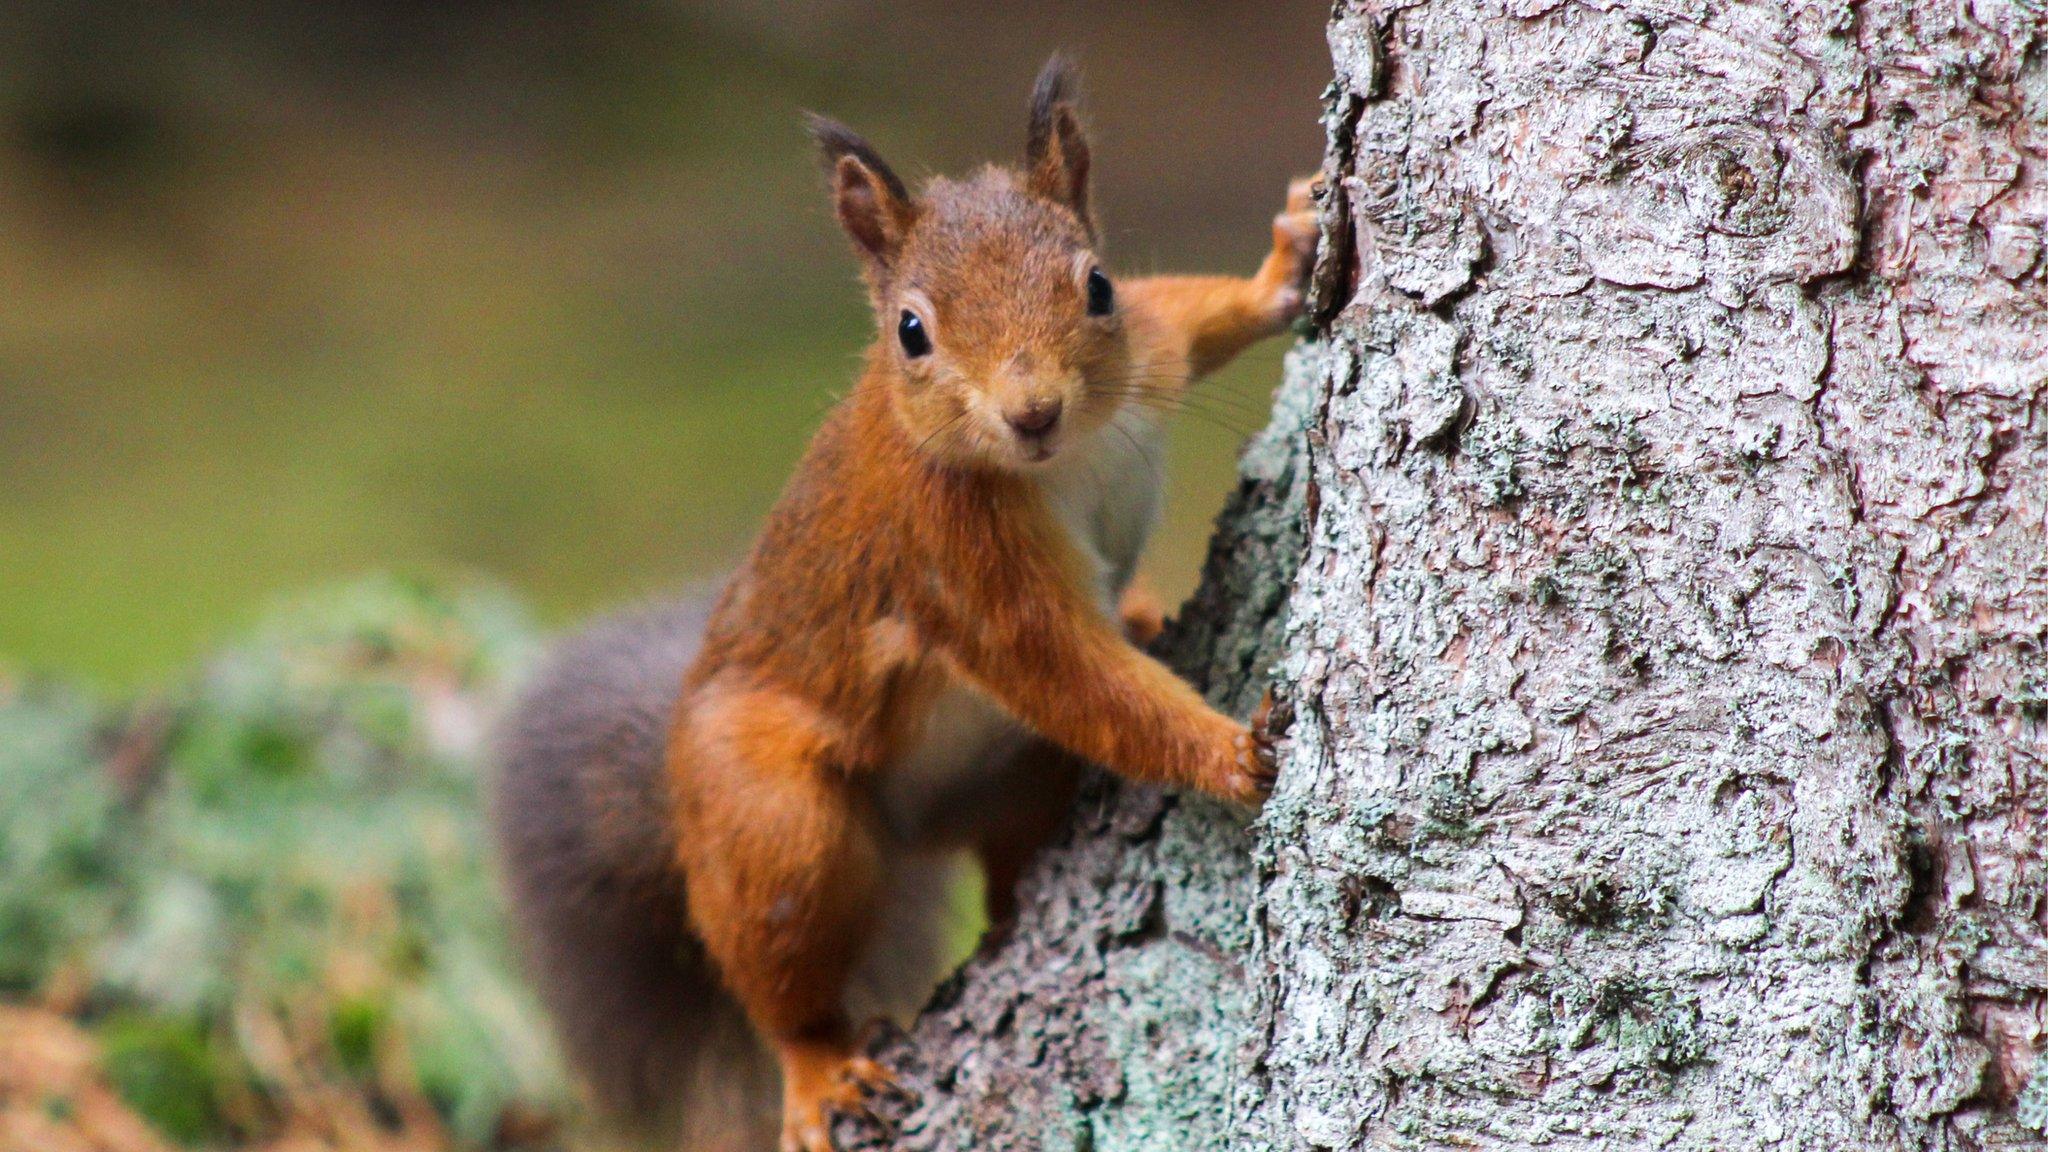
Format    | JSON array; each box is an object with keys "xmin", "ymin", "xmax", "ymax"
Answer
[
  {"xmin": 807, "ymin": 114, "xmax": 916, "ymax": 267},
  {"xmin": 1025, "ymin": 53, "xmax": 1093, "ymax": 235}
]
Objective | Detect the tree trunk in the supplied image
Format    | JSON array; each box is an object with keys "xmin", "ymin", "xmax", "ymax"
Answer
[{"xmin": 843, "ymin": 2, "xmax": 2048, "ymax": 1149}]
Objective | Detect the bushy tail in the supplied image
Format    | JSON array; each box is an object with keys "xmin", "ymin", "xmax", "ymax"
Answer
[{"xmin": 490, "ymin": 598, "xmax": 778, "ymax": 1151}]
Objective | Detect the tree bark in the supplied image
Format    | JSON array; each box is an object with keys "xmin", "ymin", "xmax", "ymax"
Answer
[{"xmin": 844, "ymin": 2, "xmax": 2048, "ymax": 1149}]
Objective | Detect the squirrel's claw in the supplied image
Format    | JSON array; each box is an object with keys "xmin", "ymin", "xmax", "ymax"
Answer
[
  {"xmin": 792, "ymin": 1054, "xmax": 917, "ymax": 1152},
  {"xmin": 1211, "ymin": 689, "xmax": 1282, "ymax": 808},
  {"xmin": 1233, "ymin": 726, "xmax": 1278, "ymax": 804},
  {"xmin": 1284, "ymin": 175, "xmax": 1320, "ymax": 217},
  {"xmin": 782, "ymin": 1051, "xmax": 913, "ymax": 1152},
  {"xmin": 1242, "ymin": 689, "xmax": 1284, "ymax": 801},
  {"xmin": 842, "ymin": 1054, "xmax": 919, "ymax": 1106}
]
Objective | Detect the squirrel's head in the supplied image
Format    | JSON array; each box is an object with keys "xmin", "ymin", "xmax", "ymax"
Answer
[{"xmin": 810, "ymin": 55, "xmax": 1133, "ymax": 472}]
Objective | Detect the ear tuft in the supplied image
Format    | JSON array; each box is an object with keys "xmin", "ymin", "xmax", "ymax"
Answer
[
  {"xmin": 806, "ymin": 113, "xmax": 911, "ymax": 204},
  {"xmin": 1024, "ymin": 54, "xmax": 1093, "ymax": 235},
  {"xmin": 805, "ymin": 113, "xmax": 916, "ymax": 266},
  {"xmin": 1026, "ymin": 53, "xmax": 1081, "ymax": 161}
]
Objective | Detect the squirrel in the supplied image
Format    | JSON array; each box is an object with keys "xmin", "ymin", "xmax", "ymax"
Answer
[{"xmin": 492, "ymin": 55, "xmax": 1318, "ymax": 1152}]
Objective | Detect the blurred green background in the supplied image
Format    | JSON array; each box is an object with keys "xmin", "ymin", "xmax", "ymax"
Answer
[{"xmin": 0, "ymin": 0, "xmax": 1330, "ymax": 689}]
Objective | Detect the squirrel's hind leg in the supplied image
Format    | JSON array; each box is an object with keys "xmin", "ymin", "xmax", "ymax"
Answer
[{"xmin": 672, "ymin": 691, "xmax": 901, "ymax": 1152}]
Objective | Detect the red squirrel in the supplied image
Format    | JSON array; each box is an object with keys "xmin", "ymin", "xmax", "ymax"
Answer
[{"xmin": 493, "ymin": 56, "xmax": 1317, "ymax": 1152}]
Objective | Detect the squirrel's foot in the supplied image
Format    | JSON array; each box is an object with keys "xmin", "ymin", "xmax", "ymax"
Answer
[{"xmin": 781, "ymin": 1050, "xmax": 914, "ymax": 1152}]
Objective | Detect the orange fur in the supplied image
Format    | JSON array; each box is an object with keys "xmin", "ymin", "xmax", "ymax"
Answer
[{"xmin": 664, "ymin": 58, "xmax": 1315, "ymax": 1152}]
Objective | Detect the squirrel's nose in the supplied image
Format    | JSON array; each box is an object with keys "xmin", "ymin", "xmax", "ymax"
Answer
[{"xmin": 1006, "ymin": 398, "xmax": 1063, "ymax": 438}]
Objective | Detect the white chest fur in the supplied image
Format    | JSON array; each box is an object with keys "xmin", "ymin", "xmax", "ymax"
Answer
[
  {"xmin": 877, "ymin": 407, "xmax": 1168, "ymax": 840},
  {"xmin": 1036, "ymin": 406, "xmax": 1168, "ymax": 610}
]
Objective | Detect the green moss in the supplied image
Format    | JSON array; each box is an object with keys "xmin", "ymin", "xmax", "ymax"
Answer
[
  {"xmin": 1420, "ymin": 771, "xmax": 1486, "ymax": 844},
  {"xmin": 1461, "ymin": 412, "xmax": 1526, "ymax": 506},
  {"xmin": 97, "ymin": 1012, "xmax": 233, "ymax": 1146},
  {"xmin": 1546, "ymin": 972, "xmax": 1707, "ymax": 1074},
  {"xmin": 1544, "ymin": 872, "xmax": 1673, "ymax": 932},
  {"xmin": 329, "ymin": 996, "xmax": 388, "ymax": 1077}
]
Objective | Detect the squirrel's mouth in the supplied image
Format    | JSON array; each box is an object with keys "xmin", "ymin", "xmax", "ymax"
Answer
[{"xmin": 1018, "ymin": 439, "xmax": 1057, "ymax": 464}]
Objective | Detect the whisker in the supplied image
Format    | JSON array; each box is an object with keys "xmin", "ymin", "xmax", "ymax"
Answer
[
  {"xmin": 1096, "ymin": 377, "xmax": 1271, "ymax": 405},
  {"xmin": 1092, "ymin": 377, "xmax": 1274, "ymax": 412},
  {"xmin": 915, "ymin": 408, "xmax": 974, "ymax": 456},
  {"xmin": 1106, "ymin": 415, "xmax": 1160, "ymax": 469},
  {"xmin": 1092, "ymin": 389, "xmax": 1268, "ymax": 428},
  {"xmin": 1096, "ymin": 395, "xmax": 1258, "ymax": 438},
  {"xmin": 1097, "ymin": 390, "xmax": 1269, "ymax": 421}
]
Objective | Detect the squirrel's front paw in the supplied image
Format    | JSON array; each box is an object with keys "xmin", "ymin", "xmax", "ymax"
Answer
[
  {"xmin": 1260, "ymin": 176, "xmax": 1322, "ymax": 326},
  {"xmin": 1203, "ymin": 714, "xmax": 1277, "ymax": 808}
]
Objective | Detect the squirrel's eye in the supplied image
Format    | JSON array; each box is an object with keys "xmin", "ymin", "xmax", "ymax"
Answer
[
  {"xmin": 1086, "ymin": 267, "xmax": 1115, "ymax": 316},
  {"xmin": 897, "ymin": 310, "xmax": 932, "ymax": 358}
]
